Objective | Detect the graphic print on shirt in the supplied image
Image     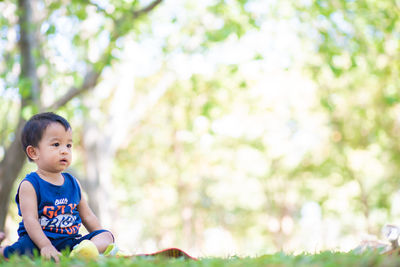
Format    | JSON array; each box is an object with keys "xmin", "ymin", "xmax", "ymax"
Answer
[{"xmin": 39, "ymin": 199, "xmax": 80, "ymax": 235}]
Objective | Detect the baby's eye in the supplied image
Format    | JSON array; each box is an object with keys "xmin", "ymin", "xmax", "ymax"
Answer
[
  {"xmin": 67, "ymin": 144, "xmax": 72, "ymax": 148},
  {"xmin": 53, "ymin": 143, "xmax": 60, "ymax": 147}
]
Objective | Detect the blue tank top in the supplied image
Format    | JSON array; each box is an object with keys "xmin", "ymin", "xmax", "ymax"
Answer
[{"xmin": 16, "ymin": 172, "xmax": 82, "ymax": 238}]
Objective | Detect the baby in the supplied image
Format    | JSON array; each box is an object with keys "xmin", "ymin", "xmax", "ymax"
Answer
[{"xmin": 0, "ymin": 112, "xmax": 114, "ymax": 262}]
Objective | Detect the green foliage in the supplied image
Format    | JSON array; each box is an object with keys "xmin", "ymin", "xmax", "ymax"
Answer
[
  {"xmin": 292, "ymin": 0, "xmax": 400, "ymax": 234},
  {"xmin": 205, "ymin": 1, "xmax": 255, "ymax": 44}
]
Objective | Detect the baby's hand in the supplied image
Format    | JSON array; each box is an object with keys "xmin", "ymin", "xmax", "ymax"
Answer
[{"xmin": 40, "ymin": 244, "xmax": 61, "ymax": 262}]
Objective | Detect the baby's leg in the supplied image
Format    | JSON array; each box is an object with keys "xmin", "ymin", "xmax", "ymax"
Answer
[
  {"xmin": 0, "ymin": 233, "xmax": 37, "ymax": 259},
  {"xmin": 90, "ymin": 231, "xmax": 114, "ymax": 253}
]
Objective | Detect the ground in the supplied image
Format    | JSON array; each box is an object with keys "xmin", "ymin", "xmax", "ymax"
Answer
[{"xmin": 1, "ymin": 251, "xmax": 400, "ymax": 267}]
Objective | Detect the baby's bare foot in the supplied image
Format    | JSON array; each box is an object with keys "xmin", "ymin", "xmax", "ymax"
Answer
[{"xmin": 0, "ymin": 232, "xmax": 5, "ymax": 243}]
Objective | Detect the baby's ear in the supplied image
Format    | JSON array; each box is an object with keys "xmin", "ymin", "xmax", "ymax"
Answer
[{"xmin": 26, "ymin": 145, "xmax": 39, "ymax": 161}]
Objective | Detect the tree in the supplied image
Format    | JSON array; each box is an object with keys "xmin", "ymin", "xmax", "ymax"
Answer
[
  {"xmin": 0, "ymin": 0, "xmax": 259, "ymax": 233},
  {"xmin": 0, "ymin": 0, "xmax": 163, "ymax": 231}
]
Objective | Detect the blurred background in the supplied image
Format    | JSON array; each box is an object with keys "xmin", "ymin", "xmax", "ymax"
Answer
[{"xmin": 1, "ymin": 0, "xmax": 400, "ymax": 257}]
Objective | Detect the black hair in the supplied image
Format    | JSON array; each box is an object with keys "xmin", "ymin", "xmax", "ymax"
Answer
[{"xmin": 21, "ymin": 112, "xmax": 71, "ymax": 161}]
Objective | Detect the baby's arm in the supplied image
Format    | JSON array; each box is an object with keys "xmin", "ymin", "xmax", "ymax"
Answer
[
  {"xmin": 76, "ymin": 180, "xmax": 102, "ymax": 232},
  {"xmin": 78, "ymin": 197, "xmax": 102, "ymax": 232},
  {"xmin": 19, "ymin": 181, "xmax": 61, "ymax": 262}
]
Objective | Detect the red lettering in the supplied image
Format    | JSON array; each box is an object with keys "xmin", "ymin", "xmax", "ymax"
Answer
[
  {"xmin": 43, "ymin": 206, "xmax": 55, "ymax": 219},
  {"xmin": 65, "ymin": 227, "xmax": 73, "ymax": 234},
  {"xmin": 59, "ymin": 205, "xmax": 65, "ymax": 214},
  {"xmin": 66, "ymin": 225, "xmax": 79, "ymax": 235},
  {"xmin": 68, "ymin": 204, "xmax": 77, "ymax": 213},
  {"xmin": 54, "ymin": 205, "xmax": 66, "ymax": 217}
]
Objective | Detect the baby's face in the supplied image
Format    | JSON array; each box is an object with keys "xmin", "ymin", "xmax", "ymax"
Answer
[{"xmin": 35, "ymin": 122, "xmax": 73, "ymax": 173}]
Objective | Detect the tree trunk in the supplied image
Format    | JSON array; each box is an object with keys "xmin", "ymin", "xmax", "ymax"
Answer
[
  {"xmin": 83, "ymin": 126, "xmax": 114, "ymax": 227},
  {"xmin": 81, "ymin": 73, "xmax": 172, "ymax": 228},
  {"xmin": 18, "ymin": 0, "xmax": 40, "ymax": 108},
  {"xmin": 0, "ymin": 119, "xmax": 27, "ymax": 231},
  {"xmin": 0, "ymin": 0, "xmax": 39, "ymax": 231}
]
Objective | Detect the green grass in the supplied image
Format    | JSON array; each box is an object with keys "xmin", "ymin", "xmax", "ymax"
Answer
[{"xmin": 1, "ymin": 251, "xmax": 400, "ymax": 267}]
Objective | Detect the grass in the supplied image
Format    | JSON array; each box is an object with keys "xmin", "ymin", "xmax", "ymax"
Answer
[{"xmin": 1, "ymin": 251, "xmax": 400, "ymax": 267}]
